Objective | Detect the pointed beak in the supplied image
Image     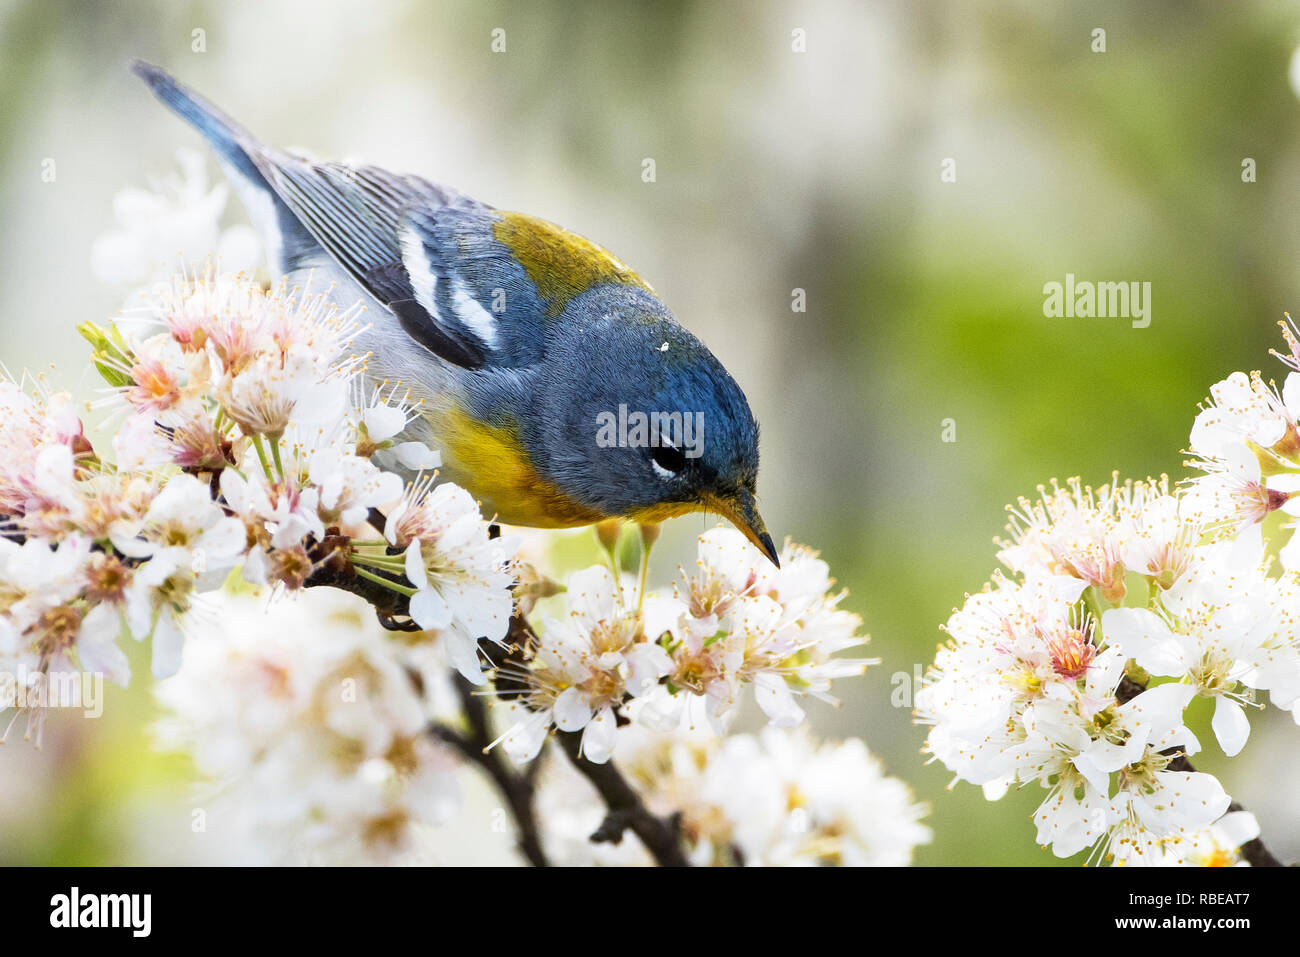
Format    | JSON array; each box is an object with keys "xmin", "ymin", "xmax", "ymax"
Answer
[{"xmin": 713, "ymin": 488, "xmax": 780, "ymax": 567}]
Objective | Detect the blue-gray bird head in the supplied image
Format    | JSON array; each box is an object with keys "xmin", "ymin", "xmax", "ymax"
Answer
[{"xmin": 518, "ymin": 286, "xmax": 776, "ymax": 564}]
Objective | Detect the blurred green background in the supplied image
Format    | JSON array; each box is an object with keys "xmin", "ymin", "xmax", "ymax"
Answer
[{"xmin": 2, "ymin": 0, "xmax": 1299, "ymax": 865}]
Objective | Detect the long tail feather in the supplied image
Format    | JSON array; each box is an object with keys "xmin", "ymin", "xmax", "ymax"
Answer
[
  {"xmin": 130, "ymin": 60, "xmax": 266, "ymax": 185},
  {"xmin": 130, "ymin": 60, "xmax": 316, "ymax": 274}
]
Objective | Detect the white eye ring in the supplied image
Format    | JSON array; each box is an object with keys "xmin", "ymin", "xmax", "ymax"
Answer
[{"xmin": 649, "ymin": 439, "xmax": 687, "ymax": 480}]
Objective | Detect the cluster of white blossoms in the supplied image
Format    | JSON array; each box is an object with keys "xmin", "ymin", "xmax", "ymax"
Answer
[
  {"xmin": 494, "ymin": 528, "xmax": 875, "ymax": 765},
  {"xmin": 918, "ymin": 327, "xmax": 1300, "ymax": 866},
  {"xmin": 1183, "ymin": 317, "xmax": 1300, "ymax": 561},
  {"xmin": 147, "ymin": 518, "xmax": 894, "ymax": 864},
  {"xmin": 154, "ymin": 589, "xmax": 461, "ymax": 865},
  {"xmin": 91, "ymin": 147, "xmax": 261, "ymax": 290},
  {"xmin": 154, "ymin": 581, "xmax": 919, "ymax": 867},
  {"xmin": 537, "ymin": 722, "xmax": 930, "ymax": 866},
  {"xmin": 0, "ymin": 266, "xmax": 515, "ymax": 748}
]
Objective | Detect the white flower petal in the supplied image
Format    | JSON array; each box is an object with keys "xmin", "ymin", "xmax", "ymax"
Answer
[
  {"xmin": 444, "ymin": 628, "xmax": 486, "ymax": 685},
  {"xmin": 552, "ymin": 687, "xmax": 593, "ymax": 732},
  {"xmin": 1100, "ymin": 608, "xmax": 1187, "ymax": 677},
  {"xmin": 395, "ymin": 442, "xmax": 441, "ymax": 471},
  {"xmin": 752, "ymin": 672, "xmax": 805, "ymax": 728},
  {"xmin": 409, "ymin": 586, "xmax": 452, "ymax": 631},
  {"xmin": 1212, "ymin": 696, "xmax": 1250, "ymax": 756},
  {"xmin": 580, "ymin": 706, "xmax": 617, "ymax": 764},
  {"xmin": 404, "ymin": 540, "xmax": 429, "ymax": 590},
  {"xmin": 363, "ymin": 404, "xmax": 407, "ymax": 442},
  {"xmin": 151, "ymin": 614, "xmax": 185, "ymax": 678}
]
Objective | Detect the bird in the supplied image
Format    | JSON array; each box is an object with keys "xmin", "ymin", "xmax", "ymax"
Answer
[{"xmin": 129, "ymin": 61, "xmax": 778, "ymax": 566}]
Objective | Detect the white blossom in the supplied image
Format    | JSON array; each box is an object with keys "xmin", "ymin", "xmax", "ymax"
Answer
[
  {"xmin": 90, "ymin": 148, "xmax": 261, "ymax": 287},
  {"xmin": 537, "ymin": 722, "xmax": 930, "ymax": 866},
  {"xmin": 154, "ymin": 589, "xmax": 460, "ymax": 864}
]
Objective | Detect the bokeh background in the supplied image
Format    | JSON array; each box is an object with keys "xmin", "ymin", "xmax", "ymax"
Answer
[{"xmin": 2, "ymin": 0, "xmax": 1299, "ymax": 865}]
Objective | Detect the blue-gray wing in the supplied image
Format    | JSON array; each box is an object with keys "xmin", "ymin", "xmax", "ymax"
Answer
[
  {"xmin": 257, "ymin": 159, "xmax": 502, "ymax": 369},
  {"xmin": 394, "ymin": 205, "xmax": 550, "ymax": 368},
  {"xmin": 132, "ymin": 60, "xmax": 501, "ymax": 370}
]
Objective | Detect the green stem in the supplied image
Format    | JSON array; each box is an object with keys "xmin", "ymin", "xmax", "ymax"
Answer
[
  {"xmin": 1083, "ymin": 586, "xmax": 1105, "ymax": 635},
  {"xmin": 350, "ymin": 552, "xmax": 408, "ymax": 573},
  {"xmin": 636, "ymin": 539, "xmax": 653, "ymax": 618},
  {"xmin": 269, "ymin": 433, "xmax": 286, "ymax": 480},
  {"xmin": 353, "ymin": 566, "xmax": 417, "ymax": 597},
  {"xmin": 249, "ymin": 433, "xmax": 274, "ymax": 482}
]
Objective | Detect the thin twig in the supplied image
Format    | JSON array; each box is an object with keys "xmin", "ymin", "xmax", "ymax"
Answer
[
  {"xmin": 555, "ymin": 729, "xmax": 689, "ymax": 866},
  {"xmin": 302, "ymin": 526, "xmax": 419, "ymax": 630},
  {"xmin": 478, "ymin": 614, "xmax": 689, "ymax": 865},
  {"xmin": 430, "ymin": 675, "xmax": 550, "ymax": 868}
]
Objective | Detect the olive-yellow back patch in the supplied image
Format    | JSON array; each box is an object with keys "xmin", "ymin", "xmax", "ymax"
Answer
[{"xmin": 493, "ymin": 211, "xmax": 653, "ymax": 319}]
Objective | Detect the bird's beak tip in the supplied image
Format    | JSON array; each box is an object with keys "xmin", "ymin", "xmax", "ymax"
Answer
[{"xmin": 715, "ymin": 489, "xmax": 780, "ymax": 568}]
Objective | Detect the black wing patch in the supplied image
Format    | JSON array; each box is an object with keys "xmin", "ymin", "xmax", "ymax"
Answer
[
  {"xmin": 248, "ymin": 153, "xmax": 493, "ymax": 369},
  {"xmin": 363, "ymin": 260, "xmax": 415, "ymax": 304},
  {"xmin": 387, "ymin": 298, "xmax": 487, "ymax": 370}
]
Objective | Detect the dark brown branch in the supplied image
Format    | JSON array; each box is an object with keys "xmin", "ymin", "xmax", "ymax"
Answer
[
  {"xmin": 1116, "ymin": 675, "xmax": 1286, "ymax": 867},
  {"xmin": 479, "ymin": 615, "xmax": 691, "ymax": 867},
  {"xmin": 555, "ymin": 729, "xmax": 689, "ymax": 866},
  {"xmin": 430, "ymin": 675, "xmax": 549, "ymax": 868},
  {"xmin": 1225, "ymin": 802, "xmax": 1284, "ymax": 868},
  {"xmin": 302, "ymin": 528, "xmax": 420, "ymax": 630}
]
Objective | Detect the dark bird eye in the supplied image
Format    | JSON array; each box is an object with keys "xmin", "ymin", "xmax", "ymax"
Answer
[{"xmin": 650, "ymin": 441, "xmax": 687, "ymax": 477}]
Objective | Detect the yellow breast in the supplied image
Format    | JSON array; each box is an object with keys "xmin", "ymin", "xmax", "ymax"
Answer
[{"xmin": 432, "ymin": 407, "xmax": 608, "ymax": 528}]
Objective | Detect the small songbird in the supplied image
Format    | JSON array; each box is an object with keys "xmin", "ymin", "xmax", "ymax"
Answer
[{"xmin": 131, "ymin": 61, "xmax": 778, "ymax": 565}]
